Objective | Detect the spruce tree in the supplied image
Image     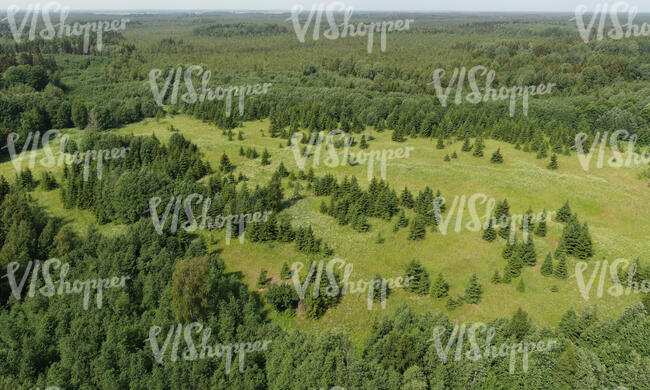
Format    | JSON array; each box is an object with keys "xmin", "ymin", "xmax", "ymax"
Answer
[
  {"xmin": 576, "ymin": 223, "xmax": 594, "ymax": 259},
  {"xmin": 490, "ymin": 148, "xmax": 504, "ymax": 163},
  {"xmin": 482, "ymin": 219, "xmax": 496, "ymax": 242},
  {"xmin": 219, "ymin": 153, "xmax": 233, "ymax": 173},
  {"xmin": 502, "ymin": 237, "xmax": 516, "ymax": 259},
  {"xmin": 400, "ymin": 187, "xmax": 414, "ymax": 208},
  {"xmin": 464, "ymin": 273, "xmax": 483, "ymax": 304},
  {"xmin": 405, "ymin": 260, "xmax": 430, "ymax": 295},
  {"xmin": 535, "ymin": 210, "xmax": 547, "ymax": 237},
  {"xmin": 541, "ymin": 253, "xmax": 554, "ymax": 276},
  {"xmin": 280, "ymin": 262, "xmax": 292, "ymax": 279},
  {"xmin": 256, "ymin": 269, "xmax": 269, "ymax": 288},
  {"xmin": 360, "ymin": 135, "xmax": 369, "ymax": 149},
  {"xmin": 444, "ymin": 154, "xmax": 450, "ymax": 161},
  {"xmin": 451, "ymin": 151, "xmax": 458, "ymax": 159},
  {"xmin": 548, "ymin": 154, "xmax": 559, "ymax": 169},
  {"xmin": 522, "ymin": 208, "xmax": 535, "ymax": 233},
  {"xmin": 436, "ymin": 136, "xmax": 445, "ymax": 149},
  {"xmin": 521, "ymin": 237, "xmax": 537, "ymax": 266},
  {"xmin": 472, "ymin": 137, "xmax": 485, "ymax": 157},
  {"xmin": 502, "ymin": 267, "xmax": 512, "ymax": 283},
  {"xmin": 398, "ymin": 210, "xmax": 409, "ymax": 228},
  {"xmin": 261, "ymin": 148, "xmax": 271, "ymax": 165},
  {"xmin": 408, "ymin": 215, "xmax": 426, "ymax": 241},
  {"xmin": 491, "ymin": 270, "xmax": 501, "ymax": 284},
  {"xmin": 507, "ymin": 308, "xmax": 531, "ymax": 340},
  {"xmin": 508, "ymin": 249, "xmax": 523, "ymax": 278},
  {"xmin": 432, "ymin": 273, "xmax": 450, "ymax": 298},
  {"xmin": 461, "ymin": 135, "xmax": 473, "ymax": 152},
  {"xmin": 556, "ymin": 201, "xmax": 572, "ymax": 222},
  {"xmin": 554, "ymin": 255, "xmax": 568, "ymax": 279}
]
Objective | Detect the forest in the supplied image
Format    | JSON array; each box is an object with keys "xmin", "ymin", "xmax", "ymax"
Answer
[{"xmin": 0, "ymin": 7, "xmax": 648, "ymax": 390}]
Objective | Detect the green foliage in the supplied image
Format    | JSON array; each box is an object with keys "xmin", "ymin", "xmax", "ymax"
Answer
[
  {"xmin": 405, "ymin": 260, "xmax": 430, "ymax": 295},
  {"xmin": 431, "ymin": 273, "xmax": 449, "ymax": 298},
  {"xmin": 265, "ymin": 283, "xmax": 299, "ymax": 312},
  {"xmin": 464, "ymin": 273, "xmax": 483, "ymax": 304}
]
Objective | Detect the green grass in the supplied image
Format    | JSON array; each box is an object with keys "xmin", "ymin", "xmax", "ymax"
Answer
[{"xmin": 3, "ymin": 114, "xmax": 647, "ymax": 346}]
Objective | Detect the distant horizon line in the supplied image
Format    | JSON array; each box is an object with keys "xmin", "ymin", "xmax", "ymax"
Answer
[{"xmin": 2, "ymin": 8, "xmax": 650, "ymax": 14}]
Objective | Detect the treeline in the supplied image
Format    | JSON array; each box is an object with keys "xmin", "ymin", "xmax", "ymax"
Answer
[{"xmin": 193, "ymin": 23, "xmax": 289, "ymax": 37}]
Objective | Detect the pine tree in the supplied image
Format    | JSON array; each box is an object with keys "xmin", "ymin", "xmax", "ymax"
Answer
[
  {"xmin": 548, "ymin": 154, "xmax": 559, "ymax": 169},
  {"xmin": 507, "ymin": 308, "xmax": 531, "ymax": 340},
  {"xmin": 541, "ymin": 253, "xmax": 554, "ymax": 276},
  {"xmin": 472, "ymin": 137, "xmax": 485, "ymax": 157},
  {"xmin": 277, "ymin": 161, "xmax": 289, "ymax": 177},
  {"xmin": 560, "ymin": 215, "xmax": 582, "ymax": 257},
  {"xmin": 405, "ymin": 260, "xmax": 430, "ymax": 295},
  {"xmin": 508, "ymin": 249, "xmax": 523, "ymax": 278},
  {"xmin": 535, "ymin": 210, "xmax": 547, "ymax": 237},
  {"xmin": 490, "ymin": 148, "xmax": 504, "ymax": 163},
  {"xmin": 444, "ymin": 154, "xmax": 450, "ymax": 161},
  {"xmin": 436, "ymin": 136, "xmax": 445, "ymax": 149},
  {"xmin": 498, "ymin": 223, "xmax": 511, "ymax": 240},
  {"xmin": 359, "ymin": 135, "xmax": 369, "ymax": 149},
  {"xmin": 522, "ymin": 208, "xmax": 535, "ymax": 233},
  {"xmin": 464, "ymin": 273, "xmax": 483, "ymax": 304},
  {"xmin": 239, "ymin": 146, "xmax": 245, "ymax": 156},
  {"xmin": 280, "ymin": 262, "xmax": 292, "ymax": 279},
  {"xmin": 556, "ymin": 201, "xmax": 572, "ymax": 222},
  {"xmin": 482, "ymin": 219, "xmax": 496, "ymax": 242},
  {"xmin": 400, "ymin": 187, "xmax": 415, "ymax": 208},
  {"xmin": 554, "ymin": 254, "xmax": 568, "ymax": 279},
  {"xmin": 446, "ymin": 296, "xmax": 461, "ymax": 311},
  {"xmin": 491, "ymin": 270, "xmax": 501, "ymax": 284},
  {"xmin": 576, "ymin": 223, "xmax": 594, "ymax": 259},
  {"xmin": 408, "ymin": 215, "xmax": 426, "ymax": 241},
  {"xmin": 238, "ymin": 131, "xmax": 244, "ymax": 140},
  {"xmin": 555, "ymin": 346, "xmax": 577, "ymax": 390},
  {"xmin": 461, "ymin": 135, "xmax": 473, "ymax": 152},
  {"xmin": 502, "ymin": 267, "xmax": 512, "ymax": 283},
  {"xmin": 219, "ymin": 153, "xmax": 233, "ymax": 173},
  {"xmin": 521, "ymin": 237, "xmax": 537, "ymax": 266},
  {"xmin": 516, "ymin": 278, "xmax": 525, "ymax": 292},
  {"xmin": 451, "ymin": 151, "xmax": 458, "ymax": 159},
  {"xmin": 256, "ymin": 269, "xmax": 269, "ymax": 288},
  {"xmin": 398, "ymin": 210, "xmax": 409, "ymax": 228},
  {"xmin": 261, "ymin": 148, "xmax": 271, "ymax": 165},
  {"xmin": 502, "ymin": 237, "xmax": 516, "ymax": 259},
  {"xmin": 432, "ymin": 273, "xmax": 450, "ymax": 298}
]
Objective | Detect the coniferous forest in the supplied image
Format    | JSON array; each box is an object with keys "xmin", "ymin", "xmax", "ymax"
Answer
[{"xmin": 0, "ymin": 3, "xmax": 649, "ymax": 389}]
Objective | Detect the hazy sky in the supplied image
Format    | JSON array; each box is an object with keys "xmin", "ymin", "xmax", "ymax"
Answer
[{"xmin": 1, "ymin": 0, "xmax": 649, "ymax": 12}]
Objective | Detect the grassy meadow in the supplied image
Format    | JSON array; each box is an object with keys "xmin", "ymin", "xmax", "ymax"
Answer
[{"xmin": 5, "ymin": 113, "xmax": 647, "ymax": 347}]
